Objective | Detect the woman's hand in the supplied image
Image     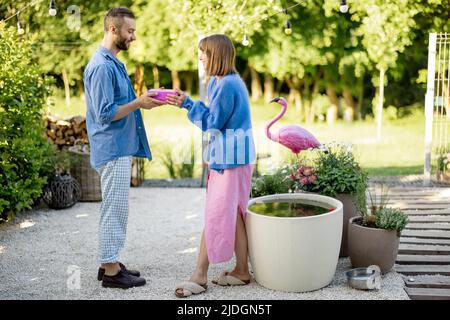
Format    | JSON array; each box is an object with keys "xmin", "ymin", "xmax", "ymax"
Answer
[{"xmin": 166, "ymin": 88, "xmax": 186, "ymax": 108}]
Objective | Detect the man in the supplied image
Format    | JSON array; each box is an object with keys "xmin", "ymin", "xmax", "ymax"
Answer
[{"xmin": 84, "ymin": 7, "xmax": 163, "ymax": 289}]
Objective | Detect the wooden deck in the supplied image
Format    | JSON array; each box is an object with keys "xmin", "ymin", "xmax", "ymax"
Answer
[{"xmin": 388, "ymin": 187, "xmax": 450, "ymax": 300}]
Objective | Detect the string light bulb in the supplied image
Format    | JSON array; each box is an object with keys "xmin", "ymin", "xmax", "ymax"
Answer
[
  {"xmin": 49, "ymin": 0, "xmax": 57, "ymax": 16},
  {"xmin": 284, "ymin": 20, "xmax": 292, "ymax": 35},
  {"xmin": 17, "ymin": 20, "xmax": 24, "ymax": 35},
  {"xmin": 242, "ymin": 34, "xmax": 249, "ymax": 46},
  {"xmin": 339, "ymin": 0, "xmax": 348, "ymax": 13},
  {"xmin": 282, "ymin": 7, "xmax": 292, "ymax": 35}
]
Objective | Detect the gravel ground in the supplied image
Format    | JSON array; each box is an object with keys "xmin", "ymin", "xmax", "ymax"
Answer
[{"xmin": 0, "ymin": 188, "xmax": 408, "ymax": 300}]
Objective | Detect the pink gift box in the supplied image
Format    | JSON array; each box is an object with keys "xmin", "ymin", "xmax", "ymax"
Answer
[{"xmin": 147, "ymin": 89, "xmax": 179, "ymax": 102}]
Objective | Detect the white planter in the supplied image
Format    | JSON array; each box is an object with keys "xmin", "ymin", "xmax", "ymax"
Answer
[{"xmin": 246, "ymin": 193, "xmax": 343, "ymax": 292}]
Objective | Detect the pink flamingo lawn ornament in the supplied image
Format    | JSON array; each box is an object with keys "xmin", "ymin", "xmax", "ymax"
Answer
[{"xmin": 265, "ymin": 97, "xmax": 321, "ymax": 155}]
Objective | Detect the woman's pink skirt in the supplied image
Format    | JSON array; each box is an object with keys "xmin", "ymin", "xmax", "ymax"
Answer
[{"xmin": 204, "ymin": 164, "xmax": 253, "ymax": 264}]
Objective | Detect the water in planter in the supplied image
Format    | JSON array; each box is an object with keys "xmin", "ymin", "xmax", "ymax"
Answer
[{"xmin": 249, "ymin": 200, "xmax": 334, "ymax": 218}]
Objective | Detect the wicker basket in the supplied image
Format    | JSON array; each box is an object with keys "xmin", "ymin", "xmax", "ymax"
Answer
[
  {"xmin": 43, "ymin": 174, "xmax": 81, "ymax": 209},
  {"xmin": 68, "ymin": 143, "xmax": 102, "ymax": 202}
]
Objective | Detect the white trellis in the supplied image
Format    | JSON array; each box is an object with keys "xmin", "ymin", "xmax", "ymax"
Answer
[{"xmin": 424, "ymin": 33, "xmax": 450, "ymax": 186}]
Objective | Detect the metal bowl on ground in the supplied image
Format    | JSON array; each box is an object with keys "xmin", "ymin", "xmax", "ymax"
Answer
[{"xmin": 346, "ymin": 265, "xmax": 381, "ymax": 290}]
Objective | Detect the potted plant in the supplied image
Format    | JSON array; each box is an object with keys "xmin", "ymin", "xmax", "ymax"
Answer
[
  {"xmin": 290, "ymin": 142, "xmax": 368, "ymax": 257},
  {"xmin": 348, "ymin": 184, "xmax": 409, "ymax": 274},
  {"xmin": 246, "ymin": 192, "xmax": 343, "ymax": 292}
]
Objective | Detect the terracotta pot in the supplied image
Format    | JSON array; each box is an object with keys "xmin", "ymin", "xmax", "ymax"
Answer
[
  {"xmin": 348, "ymin": 217, "xmax": 400, "ymax": 274},
  {"xmin": 336, "ymin": 194, "xmax": 359, "ymax": 257}
]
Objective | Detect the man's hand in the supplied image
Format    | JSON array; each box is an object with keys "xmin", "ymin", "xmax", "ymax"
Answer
[
  {"xmin": 112, "ymin": 92, "xmax": 164, "ymax": 121},
  {"xmin": 138, "ymin": 92, "xmax": 165, "ymax": 110}
]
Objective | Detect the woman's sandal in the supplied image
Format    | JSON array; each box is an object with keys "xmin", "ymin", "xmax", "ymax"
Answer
[
  {"xmin": 212, "ymin": 271, "xmax": 251, "ymax": 286},
  {"xmin": 174, "ymin": 281, "xmax": 208, "ymax": 298}
]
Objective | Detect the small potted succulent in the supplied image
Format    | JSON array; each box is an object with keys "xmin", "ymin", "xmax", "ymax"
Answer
[{"xmin": 348, "ymin": 184, "xmax": 409, "ymax": 274}]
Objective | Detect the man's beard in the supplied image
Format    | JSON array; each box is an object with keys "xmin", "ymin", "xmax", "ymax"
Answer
[{"xmin": 115, "ymin": 37, "xmax": 129, "ymax": 51}]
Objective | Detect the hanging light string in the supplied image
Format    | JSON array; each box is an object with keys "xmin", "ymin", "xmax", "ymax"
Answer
[
  {"xmin": 281, "ymin": 0, "xmax": 292, "ymax": 35},
  {"xmin": 16, "ymin": 14, "xmax": 24, "ymax": 35},
  {"xmin": 3, "ymin": 0, "xmax": 57, "ymax": 23},
  {"xmin": 241, "ymin": 1, "xmax": 304, "ymax": 46},
  {"xmin": 248, "ymin": 1, "xmax": 304, "ymax": 26},
  {"xmin": 241, "ymin": 0, "xmax": 348, "ymax": 45},
  {"xmin": 3, "ymin": 0, "xmax": 43, "ymax": 22}
]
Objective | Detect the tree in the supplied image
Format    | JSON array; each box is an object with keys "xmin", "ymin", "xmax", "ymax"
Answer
[{"xmin": 352, "ymin": 0, "xmax": 417, "ymax": 141}]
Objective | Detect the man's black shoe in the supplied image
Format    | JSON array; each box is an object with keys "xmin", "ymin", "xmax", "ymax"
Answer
[
  {"xmin": 101, "ymin": 270, "xmax": 146, "ymax": 289},
  {"xmin": 97, "ymin": 262, "xmax": 140, "ymax": 281}
]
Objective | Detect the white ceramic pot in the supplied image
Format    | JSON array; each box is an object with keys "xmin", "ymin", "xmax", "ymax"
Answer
[{"xmin": 246, "ymin": 193, "xmax": 343, "ymax": 292}]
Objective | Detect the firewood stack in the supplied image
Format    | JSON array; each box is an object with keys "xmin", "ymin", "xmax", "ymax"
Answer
[{"xmin": 44, "ymin": 115, "xmax": 88, "ymax": 149}]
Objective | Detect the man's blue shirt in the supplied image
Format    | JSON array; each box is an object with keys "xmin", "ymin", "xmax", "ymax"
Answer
[{"xmin": 84, "ymin": 46, "xmax": 152, "ymax": 170}]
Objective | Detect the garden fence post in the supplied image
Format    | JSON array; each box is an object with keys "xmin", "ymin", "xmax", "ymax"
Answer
[{"xmin": 423, "ymin": 33, "xmax": 437, "ymax": 186}]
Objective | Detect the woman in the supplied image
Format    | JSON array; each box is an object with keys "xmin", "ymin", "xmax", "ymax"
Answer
[{"xmin": 167, "ymin": 34, "xmax": 256, "ymax": 298}]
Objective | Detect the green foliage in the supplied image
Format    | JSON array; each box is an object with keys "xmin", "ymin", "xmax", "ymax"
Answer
[
  {"xmin": 366, "ymin": 184, "xmax": 390, "ymax": 214},
  {"xmin": 0, "ymin": 23, "xmax": 55, "ymax": 222},
  {"xmin": 251, "ymin": 166, "xmax": 292, "ymax": 198},
  {"xmin": 310, "ymin": 143, "xmax": 368, "ymax": 208},
  {"xmin": 375, "ymin": 207, "xmax": 409, "ymax": 234},
  {"xmin": 160, "ymin": 140, "xmax": 196, "ymax": 179},
  {"xmin": 353, "ymin": 0, "xmax": 417, "ymax": 72},
  {"xmin": 436, "ymin": 146, "xmax": 450, "ymax": 173},
  {"xmin": 1, "ymin": 0, "xmax": 446, "ymax": 118}
]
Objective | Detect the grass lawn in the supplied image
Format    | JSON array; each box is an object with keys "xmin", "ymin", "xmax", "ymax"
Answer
[{"xmin": 48, "ymin": 94, "xmax": 425, "ymax": 178}]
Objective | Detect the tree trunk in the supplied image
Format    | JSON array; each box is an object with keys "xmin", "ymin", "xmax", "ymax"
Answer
[
  {"xmin": 76, "ymin": 79, "xmax": 85, "ymax": 100},
  {"xmin": 264, "ymin": 74, "xmax": 275, "ymax": 103},
  {"xmin": 249, "ymin": 66, "xmax": 263, "ymax": 102},
  {"xmin": 376, "ymin": 68, "xmax": 385, "ymax": 143},
  {"xmin": 286, "ymin": 77, "xmax": 303, "ymax": 116},
  {"xmin": 275, "ymin": 79, "xmax": 283, "ymax": 97},
  {"xmin": 61, "ymin": 67, "xmax": 71, "ymax": 107},
  {"xmin": 343, "ymin": 87, "xmax": 355, "ymax": 111},
  {"xmin": 342, "ymin": 87, "xmax": 355, "ymax": 123},
  {"xmin": 326, "ymin": 86, "xmax": 339, "ymax": 107},
  {"xmin": 307, "ymin": 81, "xmax": 320, "ymax": 123},
  {"xmin": 241, "ymin": 65, "xmax": 250, "ymax": 84},
  {"xmin": 134, "ymin": 64, "xmax": 145, "ymax": 97},
  {"xmin": 184, "ymin": 72, "xmax": 194, "ymax": 95},
  {"xmin": 152, "ymin": 64, "xmax": 160, "ymax": 89},
  {"xmin": 302, "ymin": 78, "xmax": 311, "ymax": 118},
  {"xmin": 290, "ymin": 89, "xmax": 302, "ymax": 120},
  {"xmin": 171, "ymin": 69, "xmax": 180, "ymax": 90},
  {"xmin": 325, "ymin": 86, "xmax": 339, "ymax": 124},
  {"xmin": 356, "ymin": 75, "xmax": 364, "ymax": 120}
]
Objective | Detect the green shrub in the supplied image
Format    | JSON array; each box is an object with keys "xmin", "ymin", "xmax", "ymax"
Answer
[
  {"xmin": 436, "ymin": 145, "xmax": 450, "ymax": 173},
  {"xmin": 0, "ymin": 23, "xmax": 55, "ymax": 222},
  {"xmin": 310, "ymin": 142, "xmax": 368, "ymax": 212},
  {"xmin": 160, "ymin": 140, "xmax": 196, "ymax": 178},
  {"xmin": 251, "ymin": 166, "xmax": 293, "ymax": 198}
]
